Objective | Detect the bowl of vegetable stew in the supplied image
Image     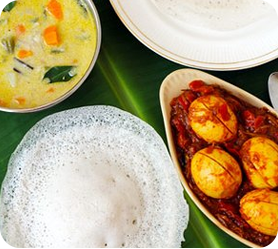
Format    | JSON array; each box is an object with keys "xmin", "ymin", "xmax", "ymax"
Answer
[
  {"xmin": 160, "ymin": 68, "xmax": 278, "ymax": 247},
  {"xmin": 0, "ymin": 0, "xmax": 101, "ymax": 112}
]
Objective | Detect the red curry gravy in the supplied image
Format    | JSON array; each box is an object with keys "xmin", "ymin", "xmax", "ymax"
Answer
[{"xmin": 170, "ymin": 80, "xmax": 278, "ymax": 246}]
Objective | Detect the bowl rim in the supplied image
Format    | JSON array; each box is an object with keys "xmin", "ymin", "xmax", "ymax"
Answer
[
  {"xmin": 159, "ymin": 68, "xmax": 277, "ymax": 248},
  {"xmin": 0, "ymin": 0, "xmax": 102, "ymax": 113}
]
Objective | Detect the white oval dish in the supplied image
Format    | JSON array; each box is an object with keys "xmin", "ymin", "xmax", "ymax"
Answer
[{"xmin": 159, "ymin": 68, "xmax": 278, "ymax": 248}]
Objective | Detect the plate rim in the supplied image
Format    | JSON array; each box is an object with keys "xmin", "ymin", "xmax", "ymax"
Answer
[{"xmin": 110, "ymin": 0, "xmax": 278, "ymax": 71}]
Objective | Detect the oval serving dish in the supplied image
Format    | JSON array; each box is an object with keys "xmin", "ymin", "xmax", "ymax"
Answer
[
  {"xmin": 0, "ymin": 0, "xmax": 101, "ymax": 113},
  {"xmin": 159, "ymin": 68, "xmax": 278, "ymax": 248}
]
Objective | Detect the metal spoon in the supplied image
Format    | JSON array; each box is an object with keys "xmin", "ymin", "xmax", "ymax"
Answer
[{"xmin": 268, "ymin": 72, "xmax": 278, "ymax": 110}]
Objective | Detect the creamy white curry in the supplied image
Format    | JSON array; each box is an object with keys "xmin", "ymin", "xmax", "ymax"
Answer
[{"xmin": 0, "ymin": 0, "xmax": 97, "ymax": 109}]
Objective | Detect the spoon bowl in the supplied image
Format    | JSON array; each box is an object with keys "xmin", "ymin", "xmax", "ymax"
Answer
[{"xmin": 268, "ymin": 72, "xmax": 278, "ymax": 110}]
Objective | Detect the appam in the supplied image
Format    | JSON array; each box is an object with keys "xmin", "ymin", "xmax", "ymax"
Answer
[
  {"xmin": 151, "ymin": 0, "xmax": 275, "ymax": 31},
  {"xmin": 0, "ymin": 106, "xmax": 188, "ymax": 248}
]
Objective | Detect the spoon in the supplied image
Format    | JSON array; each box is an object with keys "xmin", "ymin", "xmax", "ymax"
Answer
[{"xmin": 268, "ymin": 72, "xmax": 278, "ymax": 111}]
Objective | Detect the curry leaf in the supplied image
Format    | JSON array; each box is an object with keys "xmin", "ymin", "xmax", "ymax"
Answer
[
  {"xmin": 77, "ymin": 0, "xmax": 88, "ymax": 14},
  {"xmin": 43, "ymin": 66, "xmax": 76, "ymax": 83},
  {"xmin": 0, "ymin": 0, "xmax": 16, "ymax": 12},
  {"xmin": 1, "ymin": 37, "xmax": 15, "ymax": 53}
]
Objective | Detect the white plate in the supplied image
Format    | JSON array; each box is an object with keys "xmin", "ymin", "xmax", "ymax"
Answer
[{"xmin": 110, "ymin": 0, "xmax": 278, "ymax": 71}]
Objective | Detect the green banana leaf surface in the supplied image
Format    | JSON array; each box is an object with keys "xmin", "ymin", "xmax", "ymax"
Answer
[{"xmin": 1, "ymin": 0, "xmax": 278, "ymax": 247}]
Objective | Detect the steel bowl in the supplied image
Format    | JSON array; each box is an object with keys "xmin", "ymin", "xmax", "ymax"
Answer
[{"xmin": 0, "ymin": 0, "xmax": 101, "ymax": 113}]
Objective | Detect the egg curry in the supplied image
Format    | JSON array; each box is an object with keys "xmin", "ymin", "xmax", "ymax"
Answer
[
  {"xmin": 191, "ymin": 146, "xmax": 242, "ymax": 199},
  {"xmin": 0, "ymin": 0, "xmax": 97, "ymax": 109},
  {"xmin": 189, "ymin": 95, "xmax": 237, "ymax": 143},
  {"xmin": 170, "ymin": 80, "xmax": 278, "ymax": 246}
]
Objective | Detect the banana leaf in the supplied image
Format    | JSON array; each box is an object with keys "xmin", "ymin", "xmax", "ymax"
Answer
[{"xmin": 1, "ymin": 0, "xmax": 277, "ymax": 247}]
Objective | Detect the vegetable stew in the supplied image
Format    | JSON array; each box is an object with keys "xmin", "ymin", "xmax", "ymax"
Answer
[{"xmin": 0, "ymin": 0, "xmax": 97, "ymax": 109}]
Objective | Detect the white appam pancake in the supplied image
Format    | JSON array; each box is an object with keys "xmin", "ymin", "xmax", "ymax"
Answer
[
  {"xmin": 0, "ymin": 106, "xmax": 188, "ymax": 248},
  {"xmin": 152, "ymin": 0, "xmax": 275, "ymax": 31}
]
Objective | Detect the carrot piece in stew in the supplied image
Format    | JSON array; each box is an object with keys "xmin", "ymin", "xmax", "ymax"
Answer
[
  {"xmin": 43, "ymin": 25, "xmax": 60, "ymax": 45},
  {"xmin": 46, "ymin": 0, "xmax": 63, "ymax": 20},
  {"xmin": 18, "ymin": 50, "xmax": 33, "ymax": 59},
  {"xmin": 0, "ymin": 99, "xmax": 7, "ymax": 107},
  {"xmin": 16, "ymin": 24, "xmax": 26, "ymax": 36},
  {"xmin": 15, "ymin": 97, "xmax": 26, "ymax": 105},
  {"xmin": 46, "ymin": 87, "xmax": 55, "ymax": 93}
]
